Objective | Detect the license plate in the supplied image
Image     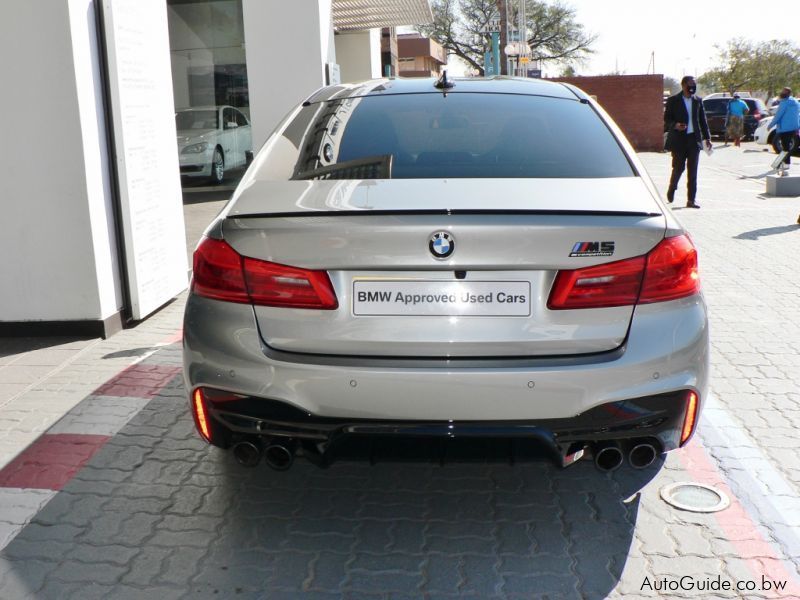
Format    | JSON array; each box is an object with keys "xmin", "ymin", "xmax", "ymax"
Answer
[{"xmin": 352, "ymin": 280, "xmax": 531, "ymax": 317}]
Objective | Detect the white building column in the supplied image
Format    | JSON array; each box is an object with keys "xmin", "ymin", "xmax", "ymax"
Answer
[
  {"xmin": 335, "ymin": 29, "xmax": 382, "ymax": 83},
  {"xmin": 0, "ymin": 0, "xmax": 123, "ymax": 336},
  {"xmin": 242, "ymin": 0, "xmax": 337, "ymax": 148}
]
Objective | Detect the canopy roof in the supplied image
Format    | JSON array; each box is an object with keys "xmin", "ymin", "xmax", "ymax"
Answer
[{"xmin": 332, "ymin": 0, "xmax": 433, "ymax": 31}]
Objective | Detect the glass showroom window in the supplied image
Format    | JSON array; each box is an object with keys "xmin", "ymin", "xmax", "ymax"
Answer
[{"xmin": 168, "ymin": 0, "xmax": 251, "ymax": 187}]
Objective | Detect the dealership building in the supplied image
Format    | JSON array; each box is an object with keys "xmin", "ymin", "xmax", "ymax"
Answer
[{"xmin": 0, "ymin": 0, "xmax": 433, "ymax": 337}]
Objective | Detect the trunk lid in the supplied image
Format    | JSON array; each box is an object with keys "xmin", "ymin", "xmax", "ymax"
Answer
[{"xmin": 221, "ymin": 178, "xmax": 665, "ymax": 357}]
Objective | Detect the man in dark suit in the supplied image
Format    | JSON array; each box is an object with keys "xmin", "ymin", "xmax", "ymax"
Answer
[{"xmin": 664, "ymin": 75, "xmax": 712, "ymax": 208}]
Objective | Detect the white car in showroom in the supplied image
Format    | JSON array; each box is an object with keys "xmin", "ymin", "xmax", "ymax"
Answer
[{"xmin": 176, "ymin": 106, "xmax": 252, "ymax": 184}]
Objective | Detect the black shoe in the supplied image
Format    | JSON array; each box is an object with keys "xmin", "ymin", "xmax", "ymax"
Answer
[
  {"xmin": 666, "ymin": 190, "xmax": 674, "ymax": 203},
  {"xmin": 686, "ymin": 201, "xmax": 701, "ymax": 209}
]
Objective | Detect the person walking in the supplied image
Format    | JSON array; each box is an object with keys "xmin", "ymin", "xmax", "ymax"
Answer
[
  {"xmin": 664, "ymin": 76, "xmax": 712, "ymax": 208},
  {"xmin": 725, "ymin": 93, "xmax": 749, "ymax": 147},
  {"xmin": 769, "ymin": 87, "xmax": 800, "ymax": 175}
]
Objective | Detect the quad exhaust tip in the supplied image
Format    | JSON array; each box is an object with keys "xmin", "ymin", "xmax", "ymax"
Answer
[
  {"xmin": 232, "ymin": 441, "xmax": 262, "ymax": 468},
  {"xmin": 264, "ymin": 443, "xmax": 295, "ymax": 471},
  {"xmin": 594, "ymin": 443, "xmax": 624, "ymax": 472},
  {"xmin": 628, "ymin": 442, "xmax": 658, "ymax": 469}
]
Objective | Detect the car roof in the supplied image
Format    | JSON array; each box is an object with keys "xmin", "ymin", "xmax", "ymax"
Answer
[
  {"xmin": 703, "ymin": 97, "xmax": 762, "ymax": 106},
  {"xmin": 704, "ymin": 92, "xmax": 752, "ymax": 99},
  {"xmin": 305, "ymin": 76, "xmax": 582, "ymax": 104}
]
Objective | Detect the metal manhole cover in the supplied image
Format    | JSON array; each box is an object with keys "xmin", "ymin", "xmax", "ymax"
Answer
[{"xmin": 660, "ymin": 482, "xmax": 730, "ymax": 513}]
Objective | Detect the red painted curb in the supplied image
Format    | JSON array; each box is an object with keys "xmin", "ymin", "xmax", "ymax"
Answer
[{"xmin": 0, "ymin": 434, "xmax": 110, "ymax": 490}]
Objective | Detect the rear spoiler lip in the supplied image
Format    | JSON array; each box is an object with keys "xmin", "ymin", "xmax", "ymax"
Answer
[{"xmin": 229, "ymin": 209, "xmax": 662, "ymax": 219}]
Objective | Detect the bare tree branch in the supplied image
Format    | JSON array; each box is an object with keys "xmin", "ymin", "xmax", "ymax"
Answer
[{"xmin": 420, "ymin": 0, "xmax": 595, "ymax": 76}]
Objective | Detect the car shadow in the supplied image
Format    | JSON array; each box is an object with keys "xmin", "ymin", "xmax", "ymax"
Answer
[
  {"xmin": 734, "ymin": 224, "xmax": 800, "ymax": 240},
  {"xmin": 198, "ymin": 439, "xmax": 661, "ymax": 598},
  {"xmin": 0, "ymin": 382, "xmax": 661, "ymax": 599}
]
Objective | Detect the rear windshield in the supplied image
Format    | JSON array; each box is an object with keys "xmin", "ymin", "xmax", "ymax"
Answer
[
  {"xmin": 703, "ymin": 99, "xmax": 728, "ymax": 113},
  {"xmin": 264, "ymin": 93, "xmax": 635, "ymax": 180}
]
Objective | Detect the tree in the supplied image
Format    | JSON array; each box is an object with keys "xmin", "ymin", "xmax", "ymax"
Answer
[
  {"xmin": 418, "ymin": 0, "xmax": 495, "ymax": 75},
  {"xmin": 698, "ymin": 38, "xmax": 800, "ymax": 98},
  {"xmin": 560, "ymin": 65, "xmax": 577, "ymax": 77},
  {"xmin": 663, "ymin": 76, "xmax": 680, "ymax": 95},
  {"xmin": 751, "ymin": 40, "xmax": 800, "ymax": 99},
  {"xmin": 698, "ymin": 38, "xmax": 757, "ymax": 95},
  {"xmin": 419, "ymin": 0, "xmax": 595, "ymax": 76}
]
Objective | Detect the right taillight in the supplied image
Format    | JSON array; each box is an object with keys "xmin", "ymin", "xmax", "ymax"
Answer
[
  {"xmin": 192, "ymin": 237, "xmax": 338, "ymax": 309},
  {"xmin": 548, "ymin": 234, "xmax": 700, "ymax": 309}
]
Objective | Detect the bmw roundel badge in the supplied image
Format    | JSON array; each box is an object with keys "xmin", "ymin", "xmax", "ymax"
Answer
[{"xmin": 429, "ymin": 231, "xmax": 454, "ymax": 259}]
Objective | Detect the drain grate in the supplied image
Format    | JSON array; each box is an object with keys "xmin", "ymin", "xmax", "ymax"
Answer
[{"xmin": 660, "ymin": 482, "xmax": 730, "ymax": 513}]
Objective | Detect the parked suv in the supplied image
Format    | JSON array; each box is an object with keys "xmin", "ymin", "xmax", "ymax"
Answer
[{"xmin": 702, "ymin": 97, "xmax": 766, "ymax": 140}]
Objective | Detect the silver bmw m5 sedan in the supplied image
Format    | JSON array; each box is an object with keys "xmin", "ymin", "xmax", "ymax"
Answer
[{"xmin": 183, "ymin": 76, "xmax": 708, "ymax": 472}]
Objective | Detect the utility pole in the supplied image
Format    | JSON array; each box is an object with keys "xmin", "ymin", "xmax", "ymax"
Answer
[{"xmin": 497, "ymin": 0, "xmax": 508, "ymax": 75}]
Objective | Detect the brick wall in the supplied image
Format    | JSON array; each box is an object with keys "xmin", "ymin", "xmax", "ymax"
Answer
[{"xmin": 548, "ymin": 75, "xmax": 664, "ymax": 151}]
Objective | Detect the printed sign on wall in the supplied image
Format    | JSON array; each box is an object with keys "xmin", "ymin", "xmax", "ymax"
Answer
[{"xmin": 102, "ymin": 0, "xmax": 188, "ymax": 320}]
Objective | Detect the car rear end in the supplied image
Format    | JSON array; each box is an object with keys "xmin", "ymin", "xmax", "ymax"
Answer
[
  {"xmin": 702, "ymin": 98, "xmax": 728, "ymax": 138},
  {"xmin": 184, "ymin": 78, "xmax": 709, "ymax": 471},
  {"xmin": 755, "ymin": 116, "xmax": 773, "ymax": 146}
]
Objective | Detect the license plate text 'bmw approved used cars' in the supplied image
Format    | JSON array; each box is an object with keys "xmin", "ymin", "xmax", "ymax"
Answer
[{"xmin": 352, "ymin": 280, "xmax": 531, "ymax": 317}]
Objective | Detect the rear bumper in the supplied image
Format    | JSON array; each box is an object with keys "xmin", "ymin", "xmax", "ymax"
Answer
[
  {"xmin": 197, "ymin": 388, "xmax": 694, "ymax": 459},
  {"xmin": 183, "ymin": 293, "xmax": 709, "ymax": 451}
]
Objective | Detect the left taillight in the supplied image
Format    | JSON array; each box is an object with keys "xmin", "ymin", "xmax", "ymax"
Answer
[{"xmin": 192, "ymin": 237, "xmax": 338, "ymax": 309}]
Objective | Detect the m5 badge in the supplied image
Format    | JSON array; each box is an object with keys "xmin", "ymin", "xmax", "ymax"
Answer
[{"xmin": 569, "ymin": 241, "xmax": 615, "ymax": 257}]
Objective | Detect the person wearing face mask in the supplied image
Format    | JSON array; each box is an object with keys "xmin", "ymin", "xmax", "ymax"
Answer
[
  {"xmin": 768, "ymin": 88, "xmax": 800, "ymax": 176},
  {"xmin": 663, "ymin": 75, "xmax": 712, "ymax": 208}
]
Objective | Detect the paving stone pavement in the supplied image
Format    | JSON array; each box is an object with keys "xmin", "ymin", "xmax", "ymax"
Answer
[{"xmin": 1, "ymin": 144, "xmax": 799, "ymax": 599}]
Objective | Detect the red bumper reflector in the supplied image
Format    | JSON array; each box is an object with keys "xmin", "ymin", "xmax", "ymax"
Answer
[
  {"xmin": 192, "ymin": 388, "xmax": 211, "ymax": 442},
  {"xmin": 681, "ymin": 391, "xmax": 699, "ymax": 445}
]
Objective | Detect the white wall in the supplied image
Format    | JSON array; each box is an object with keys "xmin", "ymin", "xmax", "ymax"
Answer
[
  {"xmin": 335, "ymin": 30, "xmax": 382, "ymax": 83},
  {"xmin": 0, "ymin": 0, "xmax": 122, "ymax": 322},
  {"xmin": 242, "ymin": 0, "xmax": 336, "ymax": 148}
]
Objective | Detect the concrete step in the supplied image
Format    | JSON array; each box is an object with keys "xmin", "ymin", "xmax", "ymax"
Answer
[{"xmin": 766, "ymin": 173, "xmax": 800, "ymax": 196}]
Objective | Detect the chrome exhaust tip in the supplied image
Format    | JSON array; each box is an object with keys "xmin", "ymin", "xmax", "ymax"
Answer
[
  {"xmin": 594, "ymin": 442, "xmax": 624, "ymax": 472},
  {"xmin": 232, "ymin": 441, "xmax": 262, "ymax": 468},
  {"xmin": 628, "ymin": 442, "xmax": 658, "ymax": 469},
  {"xmin": 264, "ymin": 443, "xmax": 295, "ymax": 471}
]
